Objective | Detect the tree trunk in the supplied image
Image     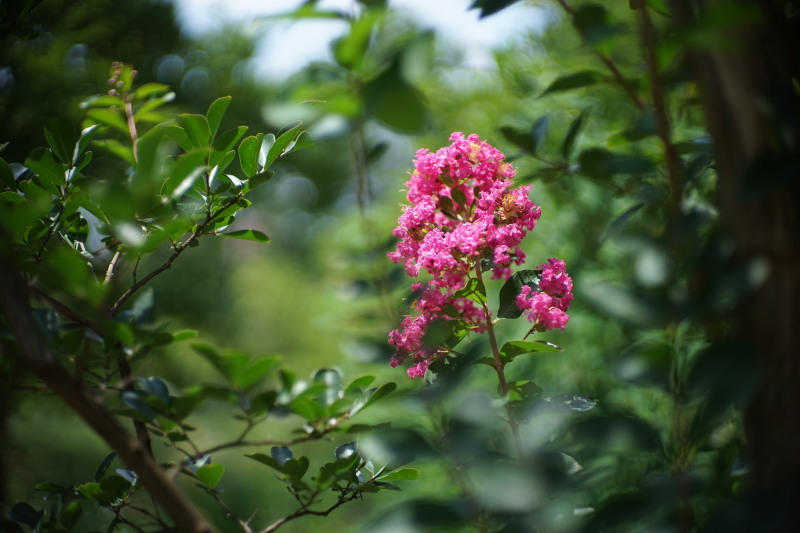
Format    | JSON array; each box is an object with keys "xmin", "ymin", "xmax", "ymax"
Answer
[{"xmin": 669, "ymin": 0, "xmax": 800, "ymax": 528}]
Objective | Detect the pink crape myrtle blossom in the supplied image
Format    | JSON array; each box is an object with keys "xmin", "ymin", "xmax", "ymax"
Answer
[
  {"xmin": 515, "ymin": 258, "xmax": 574, "ymax": 331},
  {"xmin": 388, "ymin": 133, "xmax": 571, "ymax": 378}
]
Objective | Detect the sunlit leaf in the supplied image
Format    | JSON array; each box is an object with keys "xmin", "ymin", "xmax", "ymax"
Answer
[
  {"xmin": 206, "ymin": 96, "xmax": 231, "ymax": 139},
  {"xmin": 196, "ymin": 464, "xmax": 225, "ymax": 488}
]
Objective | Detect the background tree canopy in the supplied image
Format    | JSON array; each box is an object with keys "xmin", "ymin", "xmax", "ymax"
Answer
[{"xmin": 1, "ymin": 0, "xmax": 798, "ymax": 532}]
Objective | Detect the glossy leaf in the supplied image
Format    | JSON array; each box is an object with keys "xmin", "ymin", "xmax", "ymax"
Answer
[
  {"xmin": 238, "ymin": 134, "xmax": 263, "ymax": 177},
  {"xmin": 87, "ymin": 108, "xmax": 129, "ymax": 135},
  {"xmin": 219, "ymin": 229, "xmax": 269, "ymax": 243},
  {"xmin": 94, "ymin": 452, "xmax": 116, "ymax": 482},
  {"xmin": 500, "ymin": 339, "xmax": 562, "ymax": 363},
  {"xmin": 542, "ymin": 393, "xmax": 597, "ymax": 413},
  {"xmin": 181, "ymin": 114, "xmax": 211, "ymax": 148},
  {"xmin": 206, "ymin": 96, "xmax": 231, "ymax": 139},
  {"xmin": 497, "ymin": 269, "xmax": 541, "ymax": 319},
  {"xmin": 377, "ymin": 468, "xmax": 419, "ymax": 481},
  {"xmin": 271, "ymin": 445, "xmax": 293, "ymax": 466},
  {"xmin": 213, "ymin": 125, "xmax": 248, "ymax": 153}
]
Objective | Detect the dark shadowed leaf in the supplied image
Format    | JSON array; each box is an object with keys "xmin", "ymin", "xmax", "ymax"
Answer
[
  {"xmin": 497, "ymin": 269, "xmax": 541, "ymax": 319},
  {"xmin": 541, "ymin": 72, "xmax": 603, "ymax": 97},
  {"xmin": 562, "ymin": 111, "xmax": 587, "ymax": 160},
  {"xmin": 219, "ymin": 229, "xmax": 269, "ymax": 243},
  {"xmin": 469, "ymin": 0, "xmax": 521, "ymax": 18},
  {"xmin": 44, "ymin": 117, "xmax": 77, "ymax": 163}
]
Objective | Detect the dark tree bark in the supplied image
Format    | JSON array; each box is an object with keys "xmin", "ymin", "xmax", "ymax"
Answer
[{"xmin": 669, "ymin": 0, "xmax": 800, "ymax": 528}]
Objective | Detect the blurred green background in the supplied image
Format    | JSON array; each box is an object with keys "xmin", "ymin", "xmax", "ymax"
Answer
[{"xmin": 2, "ymin": 0, "xmax": 742, "ymax": 532}]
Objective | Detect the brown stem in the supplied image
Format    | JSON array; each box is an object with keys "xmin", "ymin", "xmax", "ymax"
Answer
[
  {"xmin": 556, "ymin": 0, "xmax": 646, "ymax": 110},
  {"xmin": 125, "ymin": 98, "xmax": 139, "ymax": 162},
  {"xmin": 474, "ymin": 264, "xmax": 524, "ymax": 460},
  {"xmin": 30, "ymin": 286, "xmax": 102, "ymax": 334},
  {"xmin": 636, "ymin": 3, "xmax": 683, "ymax": 213},
  {"xmin": 109, "ymin": 195, "xmax": 241, "ymax": 316}
]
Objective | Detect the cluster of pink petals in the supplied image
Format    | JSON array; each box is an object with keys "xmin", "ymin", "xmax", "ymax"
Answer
[
  {"xmin": 387, "ymin": 133, "xmax": 568, "ymax": 379},
  {"xmin": 515, "ymin": 258, "xmax": 574, "ymax": 330},
  {"xmin": 388, "ymin": 132, "xmax": 541, "ymax": 285}
]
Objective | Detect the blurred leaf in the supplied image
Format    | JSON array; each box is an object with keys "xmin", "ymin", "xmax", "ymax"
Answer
[
  {"xmin": 497, "ymin": 269, "xmax": 541, "ymax": 319},
  {"xmin": 196, "ymin": 464, "xmax": 224, "ymax": 488},
  {"xmin": 573, "ymin": 4, "xmax": 621, "ymax": 45},
  {"xmin": 272, "ymin": 446, "xmax": 293, "ymax": 466},
  {"xmin": 377, "ymin": 468, "xmax": 419, "ymax": 481},
  {"xmin": 59, "ymin": 501, "xmax": 82, "ymax": 530},
  {"xmin": 578, "ymin": 148, "xmax": 655, "ymax": 180},
  {"xmin": 0, "ymin": 521, "xmax": 25, "ymax": 533},
  {"xmin": 0, "ymin": 158, "xmax": 16, "ymax": 190},
  {"xmin": 219, "ymin": 229, "xmax": 269, "ymax": 243},
  {"xmin": 583, "ymin": 281, "xmax": 666, "ymax": 326},
  {"xmin": 562, "ymin": 111, "xmax": 587, "ymax": 160},
  {"xmin": 601, "ymin": 202, "xmax": 646, "ymax": 241},
  {"xmin": 246, "ymin": 452, "xmax": 284, "ymax": 472},
  {"xmin": 94, "ymin": 452, "xmax": 116, "ymax": 482},
  {"xmin": 359, "ymin": 428, "xmax": 432, "ymax": 469},
  {"xmin": 44, "ymin": 117, "xmax": 77, "ymax": 163},
  {"xmin": 206, "ymin": 96, "xmax": 231, "ymax": 140},
  {"xmin": 335, "ymin": 442, "xmax": 358, "ymax": 460},
  {"xmin": 500, "ymin": 339, "xmax": 562, "ymax": 363},
  {"xmin": 87, "ymin": 108, "xmax": 129, "ymax": 135},
  {"xmin": 181, "ymin": 114, "xmax": 211, "ymax": 148},
  {"xmin": 333, "ymin": 12, "xmax": 378, "ymax": 70},
  {"xmin": 8, "ymin": 503, "xmax": 42, "ymax": 529},
  {"xmin": 121, "ymin": 391, "xmax": 155, "ymax": 420},
  {"xmin": 541, "ymin": 71, "xmax": 603, "ymax": 97},
  {"xmin": 25, "ymin": 148, "xmax": 65, "ymax": 189},
  {"xmin": 364, "ymin": 57, "xmax": 426, "ymax": 133},
  {"xmin": 542, "ymin": 393, "xmax": 597, "ymax": 413},
  {"xmin": 470, "ymin": 0, "xmax": 521, "ymax": 18},
  {"xmin": 131, "ymin": 287, "xmax": 155, "ymax": 325},
  {"xmin": 213, "ymin": 125, "xmax": 248, "ymax": 153},
  {"xmin": 138, "ymin": 377, "xmax": 170, "ymax": 405}
]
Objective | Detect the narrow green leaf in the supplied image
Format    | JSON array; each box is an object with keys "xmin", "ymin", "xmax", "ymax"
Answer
[
  {"xmin": 25, "ymin": 148, "xmax": 65, "ymax": 189},
  {"xmin": 218, "ymin": 229, "xmax": 269, "ymax": 243},
  {"xmin": 361, "ymin": 383, "xmax": 396, "ymax": 411},
  {"xmin": 196, "ymin": 464, "xmax": 225, "ymax": 488},
  {"xmin": 213, "ymin": 125, "xmax": 248, "ymax": 152},
  {"xmin": 541, "ymin": 72, "xmax": 603, "ymax": 97},
  {"xmin": 377, "ymin": 468, "xmax": 419, "ymax": 481},
  {"xmin": 562, "ymin": 112, "xmax": 587, "ymax": 160},
  {"xmin": 181, "ymin": 114, "xmax": 211, "ymax": 148},
  {"xmin": 500, "ymin": 340, "xmax": 562, "ymax": 363},
  {"xmin": 265, "ymin": 124, "xmax": 303, "ymax": 169},
  {"xmin": 206, "ymin": 96, "xmax": 232, "ymax": 140},
  {"xmin": 94, "ymin": 452, "xmax": 117, "ymax": 482}
]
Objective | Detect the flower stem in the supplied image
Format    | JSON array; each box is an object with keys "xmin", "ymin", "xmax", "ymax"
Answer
[{"xmin": 475, "ymin": 264, "xmax": 524, "ymax": 460}]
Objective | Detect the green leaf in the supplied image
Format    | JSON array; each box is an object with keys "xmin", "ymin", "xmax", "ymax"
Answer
[
  {"xmin": 94, "ymin": 452, "xmax": 117, "ymax": 482},
  {"xmin": 265, "ymin": 123, "xmax": 303, "ymax": 169},
  {"xmin": 134, "ymin": 82, "xmax": 171, "ymax": 99},
  {"xmin": 25, "ymin": 148, "xmax": 65, "ymax": 189},
  {"xmin": 577, "ymin": 148, "xmax": 656, "ymax": 181},
  {"xmin": 377, "ymin": 468, "xmax": 419, "ymax": 481},
  {"xmin": 562, "ymin": 111, "xmax": 587, "ymax": 160},
  {"xmin": 196, "ymin": 464, "xmax": 225, "ymax": 488},
  {"xmin": 213, "ymin": 125, "xmax": 248, "ymax": 152},
  {"xmin": 93, "ymin": 139, "xmax": 135, "ymax": 165},
  {"xmin": 272, "ymin": 445, "xmax": 293, "ymax": 465},
  {"xmin": 238, "ymin": 134, "xmax": 264, "ymax": 177},
  {"xmin": 289, "ymin": 397, "xmax": 325, "ymax": 421},
  {"xmin": 497, "ymin": 269, "xmax": 541, "ymax": 319},
  {"xmin": 0, "ymin": 158, "xmax": 16, "ymax": 190},
  {"xmin": 59, "ymin": 501, "xmax": 82, "ymax": 530},
  {"xmin": 541, "ymin": 71, "xmax": 603, "ymax": 97},
  {"xmin": 245, "ymin": 452, "xmax": 284, "ymax": 472},
  {"xmin": 44, "ymin": 117, "xmax": 78, "ymax": 163},
  {"xmin": 573, "ymin": 4, "xmax": 621, "ymax": 45},
  {"xmin": 86, "ymin": 108, "xmax": 129, "ymax": 135},
  {"xmin": 363, "ymin": 56, "xmax": 426, "ymax": 133},
  {"xmin": 361, "ymin": 382, "xmax": 396, "ymax": 411},
  {"xmin": 33, "ymin": 482, "xmax": 64, "ymax": 493},
  {"xmin": 77, "ymin": 482, "xmax": 104, "ymax": 500},
  {"xmin": 345, "ymin": 375, "xmax": 375, "ymax": 395},
  {"xmin": 500, "ymin": 340, "xmax": 562, "ymax": 363},
  {"xmin": 206, "ymin": 96, "xmax": 232, "ymax": 140},
  {"xmin": 219, "ymin": 229, "xmax": 269, "ymax": 243},
  {"xmin": 181, "ymin": 114, "xmax": 211, "ymax": 148},
  {"xmin": 454, "ymin": 277, "xmax": 487, "ymax": 305},
  {"xmin": 80, "ymin": 94, "xmax": 125, "ymax": 109}
]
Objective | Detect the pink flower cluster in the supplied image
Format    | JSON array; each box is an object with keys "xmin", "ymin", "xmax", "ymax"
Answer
[
  {"xmin": 387, "ymin": 133, "xmax": 571, "ymax": 378},
  {"xmin": 516, "ymin": 258, "xmax": 574, "ymax": 330}
]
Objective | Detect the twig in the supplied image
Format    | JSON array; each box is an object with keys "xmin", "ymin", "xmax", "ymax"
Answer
[
  {"xmin": 110, "ymin": 195, "xmax": 242, "ymax": 316},
  {"xmin": 30, "ymin": 286, "xmax": 102, "ymax": 334},
  {"xmin": 556, "ymin": 0, "xmax": 646, "ymax": 110},
  {"xmin": 636, "ymin": 3, "xmax": 683, "ymax": 213},
  {"xmin": 105, "ymin": 250, "xmax": 122, "ymax": 285},
  {"xmin": 259, "ymin": 486, "xmax": 363, "ymax": 533},
  {"xmin": 0, "ymin": 247, "xmax": 214, "ymax": 533},
  {"xmin": 474, "ymin": 264, "xmax": 524, "ymax": 461}
]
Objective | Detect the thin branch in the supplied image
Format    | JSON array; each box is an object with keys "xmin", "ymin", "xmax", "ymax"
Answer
[
  {"xmin": 105, "ymin": 250, "xmax": 122, "ymax": 285},
  {"xmin": 0, "ymin": 248, "xmax": 214, "ymax": 533},
  {"xmin": 556, "ymin": 0, "xmax": 646, "ymax": 110},
  {"xmin": 636, "ymin": 3, "xmax": 684, "ymax": 213},
  {"xmin": 259, "ymin": 486, "xmax": 363, "ymax": 533},
  {"xmin": 30, "ymin": 286, "xmax": 102, "ymax": 334},
  {"xmin": 474, "ymin": 264, "xmax": 524, "ymax": 461},
  {"xmin": 110, "ymin": 194, "xmax": 242, "ymax": 316}
]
